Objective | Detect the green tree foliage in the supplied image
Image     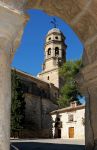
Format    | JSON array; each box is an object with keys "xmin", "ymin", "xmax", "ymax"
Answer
[
  {"xmin": 58, "ymin": 60, "xmax": 82, "ymax": 107},
  {"xmin": 11, "ymin": 70, "xmax": 25, "ymax": 135}
]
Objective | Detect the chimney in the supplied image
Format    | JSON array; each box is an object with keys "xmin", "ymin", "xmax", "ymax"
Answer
[{"xmin": 70, "ymin": 101, "xmax": 78, "ymax": 108}]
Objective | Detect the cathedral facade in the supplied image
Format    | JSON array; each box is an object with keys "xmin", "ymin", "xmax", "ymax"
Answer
[{"xmin": 12, "ymin": 28, "xmax": 67, "ymax": 138}]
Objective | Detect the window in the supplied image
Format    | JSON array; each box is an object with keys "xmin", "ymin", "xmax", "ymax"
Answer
[
  {"xmin": 68, "ymin": 114, "xmax": 74, "ymax": 122},
  {"xmin": 48, "ymin": 37, "xmax": 51, "ymax": 41},
  {"xmin": 48, "ymin": 48, "xmax": 51, "ymax": 55},
  {"xmin": 55, "ymin": 47, "xmax": 59, "ymax": 55},
  {"xmin": 47, "ymin": 76, "xmax": 50, "ymax": 80},
  {"xmin": 55, "ymin": 36, "xmax": 58, "ymax": 39}
]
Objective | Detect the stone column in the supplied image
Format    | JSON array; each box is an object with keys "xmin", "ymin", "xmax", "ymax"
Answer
[
  {"xmin": 0, "ymin": 48, "xmax": 11, "ymax": 150},
  {"xmin": 76, "ymin": 61, "xmax": 97, "ymax": 150},
  {"xmin": 87, "ymin": 87, "xmax": 97, "ymax": 150},
  {"xmin": 0, "ymin": 2, "xmax": 28, "ymax": 149},
  {"xmin": 85, "ymin": 91, "xmax": 94, "ymax": 150}
]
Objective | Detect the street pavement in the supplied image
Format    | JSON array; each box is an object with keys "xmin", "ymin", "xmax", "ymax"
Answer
[{"xmin": 10, "ymin": 139, "xmax": 85, "ymax": 150}]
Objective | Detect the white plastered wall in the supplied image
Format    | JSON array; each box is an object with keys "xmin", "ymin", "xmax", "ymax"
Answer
[{"xmin": 51, "ymin": 108, "xmax": 85, "ymax": 139}]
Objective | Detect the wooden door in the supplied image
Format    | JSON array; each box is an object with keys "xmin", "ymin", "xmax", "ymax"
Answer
[{"xmin": 69, "ymin": 127, "xmax": 74, "ymax": 138}]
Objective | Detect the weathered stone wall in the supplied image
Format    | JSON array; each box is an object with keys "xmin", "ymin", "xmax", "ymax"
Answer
[
  {"xmin": 76, "ymin": 60, "xmax": 97, "ymax": 150},
  {"xmin": 38, "ymin": 68, "xmax": 59, "ymax": 88},
  {"xmin": 13, "ymin": 69, "xmax": 58, "ymax": 138},
  {"xmin": 24, "ymin": 94, "xmax": 58, "ymax": 138},
  {"xmin": 24, "ymin": 94, "xmax": 42, "ymax": 129},
  {"xmin": 42, "ymin": 98, "xmax": 58, "ymax": 129},
  {"xmin": 15, "ymin": 69, "xmax": 59, "ymax": 103}
]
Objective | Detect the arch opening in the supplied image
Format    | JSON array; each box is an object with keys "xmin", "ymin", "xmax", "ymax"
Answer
[
  {"xmin": 11, "ymin": 9, "xmax": 85, "ymax": 141},
  {"xmin": 1, "ymin": 1, "xmax": 97, "ymax": 149}
]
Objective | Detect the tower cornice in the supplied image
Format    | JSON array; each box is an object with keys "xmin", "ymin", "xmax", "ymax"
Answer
[
  {"xmin": 44, "ymin": 40, "xmax": 66, "ymax": 47},
  {"xmin": 38, "ymin": 67, "xmax": 59, "ymax": 75},
  {"xmin": 46, "ymin": 32, "xmax": 64, "ymax": 37}
]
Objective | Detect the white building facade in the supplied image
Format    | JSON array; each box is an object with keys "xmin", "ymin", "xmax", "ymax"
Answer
[{"xmin": 51, "ymin": 101, "xmax": 85, "ymax": 139}]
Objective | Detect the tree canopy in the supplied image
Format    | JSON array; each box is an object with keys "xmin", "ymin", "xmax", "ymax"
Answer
[
  {"xmin": 11, "ymin": 70, "xmax": 25, "ymax": 135},
  {"xmin": 58, "ymin": 60, "xmax": 82, "ymax": 107}
]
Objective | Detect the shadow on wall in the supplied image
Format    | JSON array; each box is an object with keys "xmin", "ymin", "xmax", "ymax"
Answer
[
  {"xmin": 10, "ymin": 142, "xmax": 85, "ymax": 150},
  {"xmin": 51, "ymin": 113, "xmax": 62, "ymax": 138}
]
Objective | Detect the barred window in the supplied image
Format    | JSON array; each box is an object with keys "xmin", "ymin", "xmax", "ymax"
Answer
[{"xmin": 68, "ymin": 114, "xmax": 73, "ymax": 122}]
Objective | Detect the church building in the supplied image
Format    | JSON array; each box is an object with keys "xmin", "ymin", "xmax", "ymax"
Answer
[{"xmin": 12, "ymin": 27, "xmax": 67, "ymax": 138}]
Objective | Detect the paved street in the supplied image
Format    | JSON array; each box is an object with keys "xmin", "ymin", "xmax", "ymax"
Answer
[{"xmin": 10, "ymin": 139, "xmax": 85, "ymax": 150}]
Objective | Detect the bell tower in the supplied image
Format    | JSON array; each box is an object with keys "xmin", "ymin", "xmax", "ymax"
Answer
[{"xmin": 37, "ymin": 28, "xmax": 67, "ymax": 88}]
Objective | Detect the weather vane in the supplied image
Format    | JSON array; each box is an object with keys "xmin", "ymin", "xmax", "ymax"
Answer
[{"xmin": 50, "ymin": 18, "xmax": 58, "ymax": 28}]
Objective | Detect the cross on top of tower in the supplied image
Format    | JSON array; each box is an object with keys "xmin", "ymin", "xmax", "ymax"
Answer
[{"xmin": 50, "ymin": 18, "xmax": 58, "ymax": 28}]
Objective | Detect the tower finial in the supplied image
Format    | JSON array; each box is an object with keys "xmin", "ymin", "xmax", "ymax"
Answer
[{"xmin": 50, "ymin": 18, "xmax": 58, "ymax": 28}]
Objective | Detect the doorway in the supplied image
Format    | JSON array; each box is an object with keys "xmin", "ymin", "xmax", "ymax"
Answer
[
  {"xmin": 58, "ymin": 129, "xmax": 61, "ymax": 138},
  {"xmin": 69, "ymin": 127, "xmax": 74, "ymax": 138}
]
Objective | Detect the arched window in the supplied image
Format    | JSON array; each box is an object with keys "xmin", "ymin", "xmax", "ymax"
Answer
[
  {"xmin": 55, "ymin": 36, "xmax": 58, "ymax": 40},
  {"xmin": 48, "ymin": 37, "xmax": 51, "ymax": 41},
  {"xmin": 47, "ymin": 76, "xmax": 50, "ymax": 80},
  {"xmin": 48, "ymin": 48, "xmax": 51, "ymax": 55},
  {"xmin": 55, "ymin": 47, "xmax": 59, "ymax": 56}
]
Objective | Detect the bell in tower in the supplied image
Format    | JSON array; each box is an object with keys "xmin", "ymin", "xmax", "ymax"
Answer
[{"xmin": 37, "ymin": 27, "xmax": 67, "ymax": 88}]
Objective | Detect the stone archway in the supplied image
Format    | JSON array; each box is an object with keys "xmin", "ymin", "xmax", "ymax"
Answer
[{"xmin": 0, "ymin": 0, "xmax": 97, "ymax": 150}]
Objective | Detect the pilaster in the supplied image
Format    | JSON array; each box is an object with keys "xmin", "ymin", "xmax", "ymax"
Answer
[
  {"xmin": 0, "ymin": 2, "xmax": 28, "ymax": 150},
  {"xmin": 76, "ymin": 61, "xmax": 97, "ymax": 150}
]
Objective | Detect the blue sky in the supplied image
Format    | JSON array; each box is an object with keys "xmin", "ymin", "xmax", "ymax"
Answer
[{"xmin": 12, "ymin": 9, "xmax": 84, "ymax": 76}]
